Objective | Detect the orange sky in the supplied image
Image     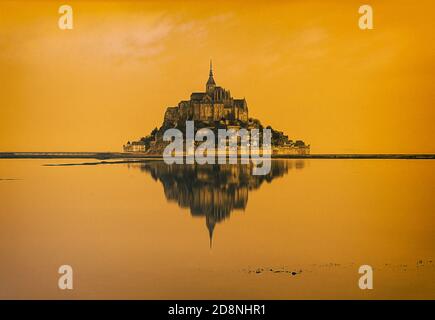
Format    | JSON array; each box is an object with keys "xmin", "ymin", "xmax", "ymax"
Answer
[{"xmin": 0, "ymin": 0, "xmax": 434, "ymax": 153}]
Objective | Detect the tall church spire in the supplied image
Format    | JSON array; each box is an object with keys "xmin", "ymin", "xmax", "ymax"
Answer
[
  {"xmin": 206, "ymin": 59, "xmax": 216, "ymax": 93},
  {"xmin": 209, "ymin": 59, "xmax": 213, "ymax": 76}
]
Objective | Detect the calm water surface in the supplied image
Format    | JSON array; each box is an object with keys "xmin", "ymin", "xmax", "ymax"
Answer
[{"xmin": 0, "ymin": 159, "xmax": 434, "ymax": 299}]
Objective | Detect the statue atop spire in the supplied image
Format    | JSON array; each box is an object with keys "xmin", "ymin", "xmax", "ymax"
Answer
[{"xmin": 206, "ymin": 59, "xmax": 216, "ymax": 93}]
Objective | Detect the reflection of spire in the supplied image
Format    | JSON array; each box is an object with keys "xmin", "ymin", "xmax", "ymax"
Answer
[{"xmin": 206, "ymin": 215, "xmax": 216, "ymax": 249}]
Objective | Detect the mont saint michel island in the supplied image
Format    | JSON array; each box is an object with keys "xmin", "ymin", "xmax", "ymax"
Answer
[{"xmin": 124, "ymin": 62, "xmax": 310, "ymax": 155}]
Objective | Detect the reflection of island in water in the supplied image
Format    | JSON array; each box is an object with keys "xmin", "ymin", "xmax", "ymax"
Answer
[{"xmin": 130, "ymin": 160, "xmax": 304, "ymax": 247}]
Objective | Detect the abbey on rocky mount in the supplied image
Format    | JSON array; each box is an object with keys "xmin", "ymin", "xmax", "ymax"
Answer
[{"xmin": 123, "ymin": 62, "xmax": 310, "ymax": 155}]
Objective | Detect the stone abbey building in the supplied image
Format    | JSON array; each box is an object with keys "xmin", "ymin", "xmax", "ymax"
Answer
[{"xmin": 163, "ymin": 61, "xmax": 248, "ymax": 126}]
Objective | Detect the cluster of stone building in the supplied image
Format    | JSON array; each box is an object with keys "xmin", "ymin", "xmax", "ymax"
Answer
[
  {"xmin": 123, "ymin": 62, "xmax": 310, "ymax": 155},
  {"xmin": 123, "ymin": 140, "xmax": 147, "ymax": 153}
]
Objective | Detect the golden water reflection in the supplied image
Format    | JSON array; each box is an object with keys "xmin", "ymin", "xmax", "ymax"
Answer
[{"xmin": 130, "ymin": 160, "xmax": 304, "ymax": 247}]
